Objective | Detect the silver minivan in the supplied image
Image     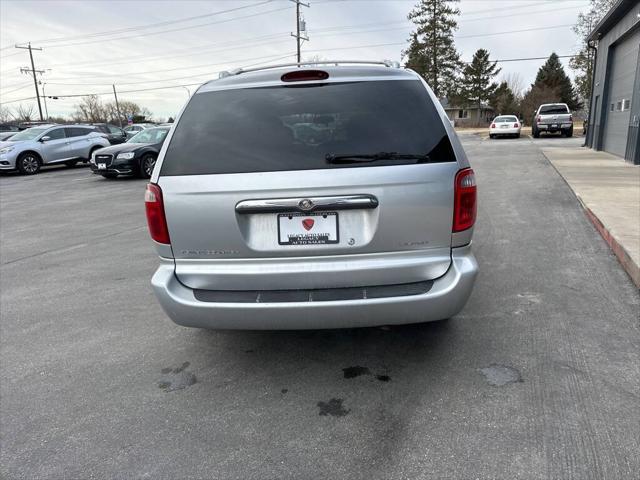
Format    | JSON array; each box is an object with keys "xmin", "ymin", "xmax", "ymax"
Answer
[{"xmin": 146, "ymin": 62, "xmax": 478, "ymax": 330}]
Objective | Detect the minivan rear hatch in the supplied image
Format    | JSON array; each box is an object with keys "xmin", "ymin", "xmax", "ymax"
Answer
[{"xmin": 158, "ymin": 74, "xmax": 459, "ymax": 290}]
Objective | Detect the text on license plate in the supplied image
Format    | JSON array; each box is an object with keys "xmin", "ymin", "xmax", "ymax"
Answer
[
  {"xmin": 98, "ymin": 163, "xmax": 107, "ymax": 170},
  {"xmin": 278, "ymin": 212, "xmax": 339, "ymax": 245}
]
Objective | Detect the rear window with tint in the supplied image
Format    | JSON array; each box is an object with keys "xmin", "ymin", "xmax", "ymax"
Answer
[
  {"xmin": 161, "ymin": 80, "xmax": 455, "ymax": 176},
  {"xmin": 539, "ymin": 105, "xmax": 569, "ymax": 114}
]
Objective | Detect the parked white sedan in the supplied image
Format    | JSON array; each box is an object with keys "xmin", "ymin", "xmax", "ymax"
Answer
[{"xmin": 489, "ymin": 115, "xmax": 521, "ymax": 139}]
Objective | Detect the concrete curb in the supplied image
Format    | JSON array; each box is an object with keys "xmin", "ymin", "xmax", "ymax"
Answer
[
  {"xmin": 543, "ymin": 151, "xmax": 640, "ymax": 289},
  {"xmin": 581, "ymin": 200, "xmax": 640, "ymax": 288}
]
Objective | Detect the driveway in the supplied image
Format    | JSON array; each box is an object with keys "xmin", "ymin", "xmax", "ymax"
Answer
[{"xmin": 1, "ymin": 135, "xmax": 638, "ymax": 479}]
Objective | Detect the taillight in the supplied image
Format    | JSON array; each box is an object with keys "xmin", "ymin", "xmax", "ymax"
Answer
[
  {"xmin": 536, "ymin": 115, "xmax": 542, "ymax": 123},
  {"xmin": 145, "ymin": 183, "xmax": 170, "ymax": 244},
  {"xmin": 490, "ymin": 123, "xmax": 496, "ymax": 128},
  {"xmin": 569, "ymin": 114, "xmax": 573, "ymax": 122},
  {"xmin": 514, "ymin": 122, "xmax": 519, "ymax": 128},
  {"xmin": 453, "ymin": 168, "xmax": 477, "ymax": 233}
]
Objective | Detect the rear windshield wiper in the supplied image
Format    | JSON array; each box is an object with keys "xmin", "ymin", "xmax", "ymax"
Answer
[{"xmin": 325, "ymin": 151, "xmax": 431, "ymax": 164}]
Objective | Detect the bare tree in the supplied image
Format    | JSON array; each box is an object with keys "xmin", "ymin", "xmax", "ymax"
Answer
[
  {"xmin": 502, "ymin": 72, "xmax": 525, "ymax": 100},
  {"xmin": 104, "ymin": 100, "xmax": 152, "ymax": 124},
  {"xmin": 14, "ymin": 103, "xmax": 36, "ymax": 122},
  {"xmin": 0, "ymin": 105, "xmax": 12, "ymax": 123},
  {"xmin": 73, "ymin": 95, "xmax": 106, "ymax": 123},
  {"xmin": 302, "ymin": 54, "xmax": 329, "ymax": 64}
]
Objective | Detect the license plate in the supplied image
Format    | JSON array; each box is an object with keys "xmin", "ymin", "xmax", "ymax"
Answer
[
  {"xmin": 500, "ymin": 124, "xmax": 509, "ymax": 128},
  {"xmin": 278, "ymin": 212, "xmax": 339, "ymax": 245},
  {"xmin": 98, "ymin": 163, "xmax": 107, "ymax": 170}
]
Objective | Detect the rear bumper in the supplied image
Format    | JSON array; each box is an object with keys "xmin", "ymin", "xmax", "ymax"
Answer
[
  {"xmin": 151, "ymin": 245, "xmax": 478, "ymax": 330},
  {"xmin": 490, "ymin": 127, "xmax": 520, "ymax": 135},
  {"xmin": 538, "ymin": 123, "xmax": 572, "ymax": 131}
]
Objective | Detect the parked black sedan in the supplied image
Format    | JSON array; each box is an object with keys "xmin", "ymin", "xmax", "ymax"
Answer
[
  {"xmin": 90, "ymin": 123, "xmax": 128, "ymax": 145},
  {"xmin": 90, "ymin": 126, "xmax": 170, "ymax": 179}
]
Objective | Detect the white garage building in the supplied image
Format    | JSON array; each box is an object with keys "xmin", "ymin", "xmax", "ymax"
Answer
[{"xmin": 586, "ymin": 0, "xmax": 640, "ymax": 164}]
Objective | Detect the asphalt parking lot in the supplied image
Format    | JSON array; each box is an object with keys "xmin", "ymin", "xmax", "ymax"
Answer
[{"xmin": 1, "ymin": 134, "xmax": 639, "ymax": 479}]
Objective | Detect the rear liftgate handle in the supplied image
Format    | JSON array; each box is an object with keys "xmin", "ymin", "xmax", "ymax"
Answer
[{"xmin": 235, "ymin": 194, "xmax": 379, "ymax": 214}]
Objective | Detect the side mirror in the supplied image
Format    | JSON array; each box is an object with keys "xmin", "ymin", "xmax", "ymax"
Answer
[{"xmin": 40, "ymin": 136, "xmax": 51, "ymax": 142}]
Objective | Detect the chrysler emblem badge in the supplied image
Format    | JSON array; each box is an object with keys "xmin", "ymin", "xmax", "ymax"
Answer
[{"xmin": 298, "ymin": 199, "xmax": 314, "ymax": 211}]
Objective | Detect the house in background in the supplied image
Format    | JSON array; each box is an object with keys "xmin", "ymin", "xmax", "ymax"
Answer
[
  {"xmin": 586, "ymin": 0, "xmax": 640, "ymax": 164},
  {"xmin": 439, "ymin": 98, "xmax": 495, "ymax": 127}
]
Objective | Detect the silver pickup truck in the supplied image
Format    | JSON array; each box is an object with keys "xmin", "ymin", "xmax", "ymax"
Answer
[{"xmin": 532, "ymin": 103, "xmax": 573, "ymax": 138}]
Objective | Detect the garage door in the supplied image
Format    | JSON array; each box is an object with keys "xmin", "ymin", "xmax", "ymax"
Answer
[{"xmin": 603, "ymin": 29, "xmax": 640, "ymax": 158}]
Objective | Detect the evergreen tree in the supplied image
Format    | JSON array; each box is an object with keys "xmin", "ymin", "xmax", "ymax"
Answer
[
  {"xmin": 403, "ymin": 0, "xmax": 462, "ymax": 98},
  {"xmin": 490, "ymin": 81, "xmax": 518, "ymax": 116},
  {"xmin": 534, "ymin": 53, "xmax": 581, "ymax": 110},
  {"xmin": 458, "ymin": 49, "xmax": 501, "ymax": 113},
  {"xmin": 570, "ymin": 0, "xmax": 616, "ymax": 102}
]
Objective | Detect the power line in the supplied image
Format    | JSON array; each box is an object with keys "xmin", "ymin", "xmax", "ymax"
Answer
[
  {"xmin": 4, "ymin": 0, "xmax": 583, "ymax": 71},
  {"xmin": 458, "ymin": 24, "xmax": 574, "ymax": 39},
  {"xmin": 43, "ymin": 53, "xmax": 296, "ymax": 99},
  {"xmin": 23, "ymin": 19, "xmax": 575, "ymax": 80},
  {"xmin": 43, "ymin": 31, "xmax": 291, "ymax": 69},
  {"xmin": 1, "ymin": 52, "xmax": 577, "ymax": 105},
  {"xmin": 0, "ymin": 83, "xmax": 33, "ymax": 95},
  {"xmin": 0, "ymin": 95, "xmax": 37, "ymax": 105},
  {"xmin": 464, "ymin": 54, "xmax": 578, "ymax": 64},
  {"xmin": 42, "ymin": 52, "xmax": 298, "ymax": 87},
  {"xmin": 16, "ymin": 1, "xmax": 274, "ymax": 46},
  {"xmin": 41, "ymin": 51, "xmax": 297, "ymax": 84},
  {"xmin": 38, "ymin": 5, "xmax": 294, "ymax": 49}
]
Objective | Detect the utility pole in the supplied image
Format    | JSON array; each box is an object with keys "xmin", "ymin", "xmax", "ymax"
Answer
[
  {"xmin": 112, "ymin": 84, "xmax": 123, "ymax": 128},
  {"xmin": 16, "ymin": 43, "xmax": 44, "ymax": 121},
  {"xmin": 290, "ymin": 0, "xmax": 309, "ymax": 63}
]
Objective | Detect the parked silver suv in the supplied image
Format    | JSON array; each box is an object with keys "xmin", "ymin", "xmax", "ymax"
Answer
[
  {"xmin": 0, "ymin": 125, "xmax": 110, "ymax": 174},
  {"xmin": 146, "ymin": 62, "xmax": 478, "ymax": 330}
]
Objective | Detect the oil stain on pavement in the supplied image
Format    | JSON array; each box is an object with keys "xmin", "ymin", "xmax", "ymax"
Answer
[
  {"xmin": 342, "ymin": 366, "xmax": 370, "ymax": 378},
  {"xmin": 157, "ymin": 362, "xmax": 197, "ymax": 392},
  {"xmin": 317, "ymin": 398, "xmax": 350, "ymax": 417},
  {"xmin": 343, "ymin": 366, "xmax": 391, "ymax": 382},
  {"xmin": 479, "ymin": 364, "xmax": 522, "ymax": 387}
]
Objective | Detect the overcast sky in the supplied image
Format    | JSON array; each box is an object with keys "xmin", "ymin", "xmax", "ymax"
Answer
[{"xmin": 0, "ymin": 0, "xmax": 591, "ymax": 120}]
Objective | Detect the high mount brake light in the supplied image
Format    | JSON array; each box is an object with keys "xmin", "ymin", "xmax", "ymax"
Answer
[
  {"xmin": 453, "ymin": 168, "xmax": 477, "ymax": 233},
  {"xmin": 281, "ymin": 70, "xmax": 329, "ymax": 82},
  {"xmin": 145, "ymin": 183, "xmax": 171, "ymax": 245}
]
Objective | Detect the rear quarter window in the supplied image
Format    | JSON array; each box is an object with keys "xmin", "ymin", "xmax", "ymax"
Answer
[{"xmin": 161, "ymin": 79, "xmax": 455, "ymax": 176}]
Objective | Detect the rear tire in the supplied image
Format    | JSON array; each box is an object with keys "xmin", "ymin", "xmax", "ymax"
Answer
[
  {"xmin": 16, "ymin": 152, "xmax": 41, "ymax": 175},
  {"xmin": 533, "ymin": 128, "xmax": 540, "ymax": 138},
  {"xmin": 515, "ymin": 133, "xmax": 520, "ymax": 138},
  {"xmin": 564, "ymin": 128, "xmax": 573, "ymax": 137},
  {"xmin": 489, "ymin": 134, "xmax": 495, "ymax": 139}
]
